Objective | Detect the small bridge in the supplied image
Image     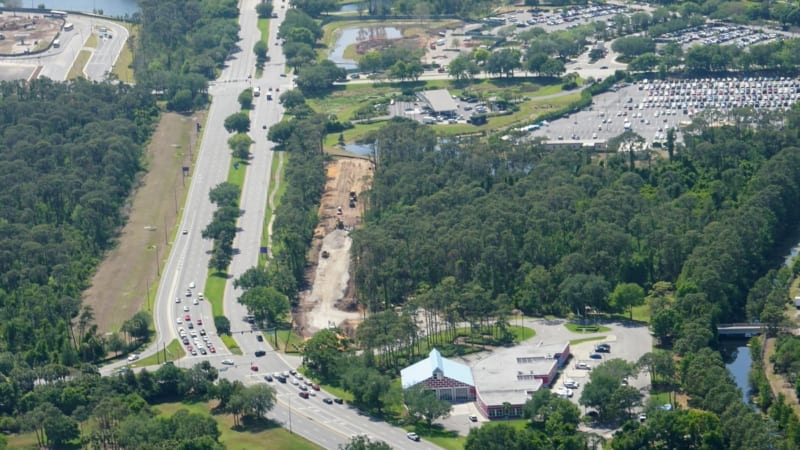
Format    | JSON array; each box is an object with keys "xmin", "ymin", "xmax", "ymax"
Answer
[{"xmin": 717, "ymin": 323, "xmax": 764, "ymax": 337}]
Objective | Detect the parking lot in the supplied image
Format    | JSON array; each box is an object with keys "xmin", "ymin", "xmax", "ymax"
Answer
[
  {"xmin": 437, "ymin": 318, "xmax": 652, "ymax": 434},
  {"xmin": 659, "ymin": 22, "xmax": 781, "ymax": 49},
  {"xmin": 527, "ymin": 76, "xmax": 800, "ymax": 148}
]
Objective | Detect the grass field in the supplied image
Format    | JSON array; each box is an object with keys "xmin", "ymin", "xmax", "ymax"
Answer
[
  {"xmin": 67, "ymin": 50, "xmax": 91, "ymax": 79},
  {"xmin": 221, "ymin": 334, "xmax": 242, "ymax": 355},
  {"xmin": 259, "ymin": 152, "xmax": 288, "ymax": 267},
  {"xmin": 85, "ymin": 32, "xmax": 99, "ymax": 48},
  {"xmin": 132, "ymin": 339, "xmax": 186, "ymax": 367},
  {"xmin": 276, "ymin": 329, "xmax": 304, "ymax": 354},
  {"xmin": 155, "ymin": 400, "xmax": 323, "ymax": 450},
  {"xmin": 111, "ymin": 22, "xmax": 138, "ymax": 83},
  {"xmin": 204, "ymin": 272, "xmax": 228, "ymax": 318}
]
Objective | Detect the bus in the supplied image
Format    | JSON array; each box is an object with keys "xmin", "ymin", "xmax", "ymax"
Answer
[{"xmin": 52, "ymin": 39, "xmax": 60, "ymax": 48}]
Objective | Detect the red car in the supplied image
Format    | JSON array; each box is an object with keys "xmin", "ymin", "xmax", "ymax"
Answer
[
  {"xmin": 187, "ymin": 345, "xmax": 193, "ymax": 352},
  {"xmin": 311, "ymin": 384, "xmax": 320, "ymax": 391},
  {"xmin": 184, "ymin": 314, "xmax": 191, "ymax": 321},
  {"xmin": 196, "ymin": 319, "xmax": 203, "ymax": 325},
  {"xmin": 209, "ymin": 346, "xmax": 216, "ymax": 353},
  {"xmin": 251, "ymin": 365, "xmax": 259, "ymax": 372}
]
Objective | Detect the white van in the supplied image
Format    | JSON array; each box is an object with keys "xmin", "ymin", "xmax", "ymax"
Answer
[
  {"xmin": 253, "ymin": 86, "xmax": 261, "ymax": 97},
  {"xmin": 52, "ymin": 39, "xmax": 60, "ymax": 48}
]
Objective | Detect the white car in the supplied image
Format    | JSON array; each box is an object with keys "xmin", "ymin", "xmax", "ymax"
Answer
[
  {"xmin": 175, "ymin": 297, "xmax": 181, "ymax": 303},
  {"xmin": 176, "ymin": 318, "xmax": 183, "ymax": 324},
  {"xmin": 127, "ymin": 354, "xmax": 139, "ymax": 362},
  {"xmin": 198, "ymin": 293, "xmax": 204, "ymax": 300},
  {"xmin": 564, "ymin": 379, "xmax": 580, "ymax": 389},
  {"xmin": 576, "ymin": 362, "xmax": 591, "ymax": 370},
  {"xmin": 221, "ymin": 359, "xmax": 234, "ymax": 366},
  {"xmin": 193, "ymin": 298, "xmax": 199, "ymax": 305},
  {"xmin": 183, "ymin": 305, "xmax": 190, "ymax": 312},
  {"xmin": 189, "ymin": 281, "xmax": 196, "ymax": 289}
]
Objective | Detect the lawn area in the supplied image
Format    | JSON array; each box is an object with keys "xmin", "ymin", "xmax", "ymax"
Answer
[
  {"xmin": 85, "ymin": 32, "xmax": 99, "ymax": 48},
  {"xmin": 260, "ymin": 152, "xmax": 288, "ymax": 267},
  {"xmin": 221, "ymin": 334, "xmax": 243, "ymax": 355},
  {"xmin": 67, "ymin": 50, "xmax": 92, "ymax": 79},
  {"xmin": 412, "ymin": 425, "xmax": 467, "ymax": 450},
  {"xmin": 204, "ymin": 272, "xmax": 228, "ymax": 318},
  {"xmin": 318, "ymin": 383, "xmax": 354, "ymax": 403},
  {"xmin": 630, "ymin": 304, "xmax": 651, "ymax": 323},
  {"xmin": 154, "ymin": 400, "xmax": 323, "ymax": 450},
  {"xmin": 227, "ymin": 159, "xmax": 248, "ymax": 189},
  {"xmin": 112, "ymin": 23, "xmax": 138, "ymax": 83},
  {"xmin": 275, "ymin": 329, "xmax": 305, "ymax": 354},
  {"xmin": 564, "ymin": 323, "xmax": 612, "ymax": 333},
  {"xmin": 570, "ymin": 335, "xmax": 607, "ymax": 346},
  {"xmin": 132, "ymin": 339, "xmax": 186, "ymax": 367}
]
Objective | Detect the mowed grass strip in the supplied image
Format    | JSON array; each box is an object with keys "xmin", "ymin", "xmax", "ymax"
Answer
[
  {"xmin": 112, "ymin": 22, "xmax": 138, "ymax": 83},
  {"xmin": 155, "ymin": 400, "xmax": 323, "ymax": 450},
  {"xmin": 131, "ymin": 339, "xmax": 186, "ymax": 367},
  {"xmin": 67, "ymin": 50, "xmax": 92, "ymax": 79},
  {"xmin": 220, "ymin": 334, "xmax": 242, "ymax": 355}
]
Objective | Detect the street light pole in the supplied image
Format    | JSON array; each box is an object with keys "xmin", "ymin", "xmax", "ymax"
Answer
[{"xmin": 288, "ymin": 395, "xmax": 293, "ymax": 433}]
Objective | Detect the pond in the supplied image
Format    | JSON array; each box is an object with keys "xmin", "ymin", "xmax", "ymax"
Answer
[
  {"xmin": 329, "ymin": 26, "xmax": 402, "ymax": 70},
  {"xmin": 339, "ymin": 3, "xmax": 361, "ymax": 12},
  {"xmin": 34, "ymin": 0, "xmax": 139, "ymax": 17},
  {"xmin": 719, "ymin": 339, "xmax": 756, "ymax": 407},
  {"xmin": 342, "ymin": 143, "xmax": 374, "ymax": 156}
]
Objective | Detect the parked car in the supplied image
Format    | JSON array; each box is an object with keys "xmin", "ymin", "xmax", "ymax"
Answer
[
  {"xmin": 589, "ymin": 353, "xmax": 603, "ymax": 359},
  {"xmin": 595, "ymin": 343, "xmax": 611, "ymax": 353},
  {"xmin": 264, "ymin": 375, "xmax": 273, "ymax": 382},
  {"xmin": 469, "ymin": 415, "xmax": 478, "ymax": 422},
  {"xmin": 564, "ymin": 379, "xmax": 580, "ymax": 389},
  {"xmin": 250, "ymin": 365, "xmax": 258, "ymax": 372},
  {"xmin": 576, "ymin": 362, "xmax": 592, "ymax": 370},
  {"xmin": 221, "ymin": 359, "xmax": 234, "ymax": 365}
]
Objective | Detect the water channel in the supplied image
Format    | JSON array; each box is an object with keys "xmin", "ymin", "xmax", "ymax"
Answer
[
  {"xmin": 328, "ymin": 26, "xmax": 402, "ymax": 70},
  {"xmin": 31, "ymin": 0, "xmax": 140, "ymax": 17}
]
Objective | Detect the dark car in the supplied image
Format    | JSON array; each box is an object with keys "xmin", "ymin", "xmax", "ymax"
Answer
[
  {"xmin": 333, "ymin": 398, "xmax": 344, "ymax": 404},
  {"xmin": 299, "ymin": 391, "xmax": 309, "ymax": 399},
  {"xmin": 323, "ymin": 398, "xmax": 333, "ymax": 404},
  {"xmin": 276, "ymin": 375, "xmax": 287, "ymax": 383},
  {"xmin": 256, "ymin": 334, "xmax": 264, "ymax": 342},
  {"xmin": 595, "ymin": 343, "xmax": 611, "ymax": 353},
  {"xmin": 589, "ymin": 353, "xmax": 603, "ymax": 359},
  {"xmin": 264, "ymin": 375, "xmax": 273, "ymax": 382},
  {"xmin": 255, "ymin": 350, "xmax": 266, "ymax": 357}
]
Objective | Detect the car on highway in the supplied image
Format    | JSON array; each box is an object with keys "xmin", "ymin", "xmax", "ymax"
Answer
[
  {"xmin": 251, "ymin": 365, "xmax": 259, "ymax": 372},
  {"xmin": 323, "ymin": 398, "xmax": 333, "ymax": 404},
  {"xmin": 197, "ymin": 319, "xmax": 203, "ymax": 325},
  {"xmin": 182, "ymin": 229, "xmax": 188, "ymax": 235},
  {"xmin": 200, "ymin": 328, "xmax": 206, "ymax": 336},
  {"xmin": 221, "ymin": 359, "xmax": 234, "ymax": 365},
  {"xmin": 184, "ymin": 314, "xmax": 191, "ymax": 321},
  {"xmin": 334, "ymin": 398, "xmax": 344, "ymax": 404},
  {"xmin": 264, "ymin": 374, "xmax": 273, "ymax": 382},
  {"xmin": 189, "ymin": 281, "xmax": 196, "ymax": 289},
  {"xmin": 176, "ymin": 318, "xmax": 183, "ymax": 324},
  {"xmin": 255, "ymin": 350, "xmax": 266, "ymax": 357},
  {"xmin": 256, "ymin": 334, "xmax": 264, "ymax": 342},
  {"xmin": 183, "ymin": 305, "xmax": 190, "ymax": 312},
  {"xmin": 311, "ymin": 384, "xmax": 320, "ymax": 391},
  {"xmin": 198, "ymin": 292, "xmax": 204, "ymax": 300},
  {"xmin": 299, "ymin": 391, "xmax": 309, "ymax": 399},
  {"xmin": 299, "ymin": 384, "xmax": 307, "ymax": 391},
  {"xmin": 406, "ymin": 432, "xmax": 420, "ymax": 441},
  {"xmin": 175, "ymin": 297, "xmax": 181, "ymax": 303},
  {"xmin": 127, "ymin": 354, "xmax": 139, "ymax": 362},
  {"xmin": 193, "ymin": 298, "xmax": 199, "ymax": 305},
  {"xmin": 276, "ymin": 375, "xmax": 287, "ymax": 383}
]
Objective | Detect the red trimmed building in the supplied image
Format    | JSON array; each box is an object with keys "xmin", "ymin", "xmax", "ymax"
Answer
[{"xmin": 400, "ymin": 349, "xmax": 476, "ymax": 402}]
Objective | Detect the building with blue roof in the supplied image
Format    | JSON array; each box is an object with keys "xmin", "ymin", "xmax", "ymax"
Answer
[{"xmin": 400, "ymin": 349, "xmax": 476, "ymax": 402}]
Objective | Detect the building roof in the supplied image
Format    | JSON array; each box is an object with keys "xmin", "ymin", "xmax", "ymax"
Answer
[
  {"xmin": 472, "ymin": 342, "xmax": 569, "ymax": 407},
  {"xmin": 401, "ymin": 348, "xmax": 475, "ymax": 389},
  {"xmin": 419, "ymin": 89, "xmax": 458, "ymax": 112}
]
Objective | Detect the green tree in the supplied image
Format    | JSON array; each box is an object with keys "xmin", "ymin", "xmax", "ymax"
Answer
[
  {"xmin": 253, "ymin": 40, "xmax": 268, "ymax": 65},
  {"xmin": 237, "ymin": 286, "xmax": 290, "ymax": 325},
  {"xmin": 238, "ymin": 88, "xmax": 254, "ymax": 110},
  {"xmin": 609, "ymin": 282, "xmax": 645, "ymax": 320},
  {"xmin": 403, "ymin": 384, "xmax": 451, "ymax": 426},
  {"xmin": 228, "ymin": 133, "xmax": 253, "ymax": 160},
  {"xmin": 339, "ymin": 435, "xmax": 392, "ymax": 450},
  {"xmin": 256, "ymin": 2, "xmax": 273, "ymax": 18},
  {"xmin": 224, "ymin": 112, "xmax": 251, "ymax": 133},
  {"xmin": 214, "ymin": 316, "xmax": 231, "ymax": 335},
  {"xmin": 303, "ymin": 329, "xmax": 349, "ymax": 382}
]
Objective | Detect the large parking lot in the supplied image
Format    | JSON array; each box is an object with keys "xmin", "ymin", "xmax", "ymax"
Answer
[
  {"xmin": 527, "ymin": 76, "xmax": 800, "ymax": 148},
  {"xmin": 659, "ymin": 23, "xmax": 781, "ymax": 49}
]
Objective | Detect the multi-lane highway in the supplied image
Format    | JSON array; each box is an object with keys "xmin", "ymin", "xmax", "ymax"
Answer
[{"xmin": 98, "ymin": 0, "xmax": 443, "ymax": 448}]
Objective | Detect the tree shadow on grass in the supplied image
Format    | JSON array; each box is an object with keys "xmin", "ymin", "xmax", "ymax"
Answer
[
  {"xmin": 233, "ymin": 415, "xmax": 282, "ymax": 433},
  {"xmin": 414, "ymin": 423, "xmax": 460, "ymax": 439}
]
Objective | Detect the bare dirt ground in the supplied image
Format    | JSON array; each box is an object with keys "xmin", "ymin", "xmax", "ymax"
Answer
[
  {"xmin": 82, "ymin": 112, "xmax": 203, "ymax": 333},
  {"xmin": 297, "ymin": 157, "xmax": 373, "ymax": 335},
  {"xmin": 0, "ymin": 14, "xmax": 60, "ymax": 55}
]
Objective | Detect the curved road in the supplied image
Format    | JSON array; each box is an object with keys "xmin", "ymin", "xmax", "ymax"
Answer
[{"xmin": 98, "ymin": 1, "xmax": 441, "ymax": 448}]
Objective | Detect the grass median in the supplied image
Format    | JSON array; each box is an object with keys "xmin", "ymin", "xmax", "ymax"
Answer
[
  {"xmin": 67, "ymin": 50, "xmax": 92, "ymax": 80},
  {"xmin": 131, "ymin": 339, "xmax": 186, "ymax": 367}
]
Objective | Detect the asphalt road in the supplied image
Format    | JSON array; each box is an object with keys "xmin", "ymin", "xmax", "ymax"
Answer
[{"xmin": 99, "ymin": 1, "xmax": 444, "ymax": 448}]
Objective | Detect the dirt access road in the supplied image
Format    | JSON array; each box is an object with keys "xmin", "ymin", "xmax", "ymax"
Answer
[
  {"xmin": 297, "ymin": 157, "xmax": 373, "ymax": 335},
  {"xmin": 82, "ymin": 112, "xmax": 201, "ymax": 332}
]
